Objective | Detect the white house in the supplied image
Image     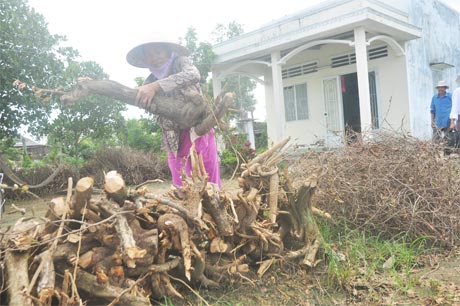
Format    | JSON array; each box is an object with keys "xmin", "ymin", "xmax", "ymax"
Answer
[{"xmin": 211, "ymin": 0, "xmax": 460, "ymax": 147}]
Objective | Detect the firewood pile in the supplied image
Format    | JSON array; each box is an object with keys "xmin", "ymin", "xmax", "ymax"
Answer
[{"xmin": 0, "ymin": 138, "xmax": 328, "ymax": 305}]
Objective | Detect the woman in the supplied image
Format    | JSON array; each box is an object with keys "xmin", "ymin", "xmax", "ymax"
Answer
[{"xmin": 126, "ymin": 41, "xmax": 221, "ymax": 187}]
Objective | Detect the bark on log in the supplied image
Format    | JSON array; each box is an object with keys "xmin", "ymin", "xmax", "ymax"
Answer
[
  {"xmin": 81, "ymin": 208, "xmax": 102, "ymax": 223},
  {"xmin": 125, "ymin": 257, "xmax": 181, "ymax": 278},
  {"xmin": 292, "ymin": 181, "xmax": 316, "ymax": 242},
  {"xmin": 152, "ymin": 237, "xmax": 183, "ymax": 299},
  {"xmin": 202, "ymin": 185, "xmax": 233, "ymax": 237},
  {"xmin": 268, "ymin": 172, "xmax": 279, "ymax": 224},
  {"xmin": 98, "ymin": 199, "xmax": 146, "ymax": 268},
  {"xmin": 7, "ymin": 217, "xmax": 46, "ymax": 251},
  {"xmin": 60, "ymin": 79, "xmax": 234, "ymax": 136},
  {"xmin": 236, "ymin": 187, "xmax": 261, "ymax": 229},
  {"xmin": 43, "ymin": 197, "xmax": 67, "ymax": 235},
  {"xmin": 179, "ymin": 144, "xmax": 207, "ymax": 222},
  {"xmin": 150, "ymin": 273, "xmax": 166, "ymax": 300},
  {"xmin": 53, "ymin": 236, "xmax": 100, "ymax": 264},
  {"xmin": 130, "ymin": 219, "xmax": 158, "ymax": 265},
  {"xmin": 36, "ymin": 250, "xmax": 55, "ymax": 304},
  {"xmin": 78, "ymin": 247, "xmax": 113, "ymax": 269},
  {"xmin": 93, "ymin": 251, "xmax": 123, "ymax": 272},
  {"xmin": 5, "ymin": 250, "xmax": 33, "ymax": 306},
  {"xmin": 190, "ymin": 250, "xmax": 220, "ymax": 288},
  {"xmin": 312, "ymin": 206, "xmax": 332, "ymax": 220},
  {"xmin": 246, "ymin": 137, "xmax": 290, "ymax": 168},
  {"xmin": 157, "ymin": 213, "xmax": 192, "ymax": 281},
  {"xmin": 55, "ymin": 263, "xmax": 151, "ymax": 306},
  {"xmin": 302, "ymin": 238, "xmax": 321, "ymax": 267},
  {"xmin": 195, "ymin": 92, "xmax": 235, "ymax": 135},
  {"xmin": 144, "ymin": 194, "xmax": 208, "ymax": 230},
  {"xmin": 204, "ymin": 255, "xmax": 249, "ymax": 280},
  {"xmin": 209, "ymin": 237, "xmax": 232, "ymax": 253}
]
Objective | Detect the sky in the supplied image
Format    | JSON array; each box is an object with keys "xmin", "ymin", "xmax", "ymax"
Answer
[
  {"xmin": 28, "ymin": 0, "xmax": 325, "ymax": 87},
  {"xmin": 27, "ymin": 0, "xmax": 327, "ymax": 120},
  {"xmin": 27, "ymin": 0, "xmax": 460, "ymax": 121}
]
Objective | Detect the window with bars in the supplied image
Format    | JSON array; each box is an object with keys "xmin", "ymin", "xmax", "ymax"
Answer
[
  {"xmin": 331, "ymin": 45, "xmax": 388, "ymax": 68},
  {"xmin": 284, "ymin": 83, "xmax": 309, "ymax": 122},
  {"xmin": 282, "ymin": 61, "xmax": 318, "ymax": 79}
]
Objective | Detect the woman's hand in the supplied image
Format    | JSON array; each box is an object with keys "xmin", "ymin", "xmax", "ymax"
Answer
[{"xmin": 135, "ymin": 81, "xmax": 162, "ymax": 109}]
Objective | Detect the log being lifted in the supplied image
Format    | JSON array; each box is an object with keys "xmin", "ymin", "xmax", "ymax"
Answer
[{"xmin": 60, "ymin": 79, "xmax": 234, "ymax": 136}]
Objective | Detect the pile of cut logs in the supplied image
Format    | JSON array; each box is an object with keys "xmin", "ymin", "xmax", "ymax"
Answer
[{"xmin": 0, "ymin": 138, "xmax": 328, "ymax": 305}]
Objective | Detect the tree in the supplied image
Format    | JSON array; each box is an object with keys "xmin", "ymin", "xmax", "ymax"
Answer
[
  {"xmin": 212, "ymin": 21, "xmax": 244, "ymax": 43},
  {"xmin": 1, "ymin": 0, "xmax": 129, "ymax": 159},
  {"xmin": 182, "ymin": 27, "xmax": 216, "ymax": 85},
  {"xmin": 124, "ymin": 118, "xmax": 162, "ymax": 153},
  {"xmin": 0, "ymin": 0, "xmax": 77, "ymax": 140},
  {"xmin": 212, "ymin": 22, "xmax": 257, "ymax": 118},
  {"xmin": 43, "ymin": 61, "xmax": 126, "ymax": 158},
  {"xmin": 182, "ymin": 23, "xmax": 257, "ymax": 115}
]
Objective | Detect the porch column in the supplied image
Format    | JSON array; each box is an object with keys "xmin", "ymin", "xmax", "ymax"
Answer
[
  {"xmin": 353, "ymin": 27, "xmax": 372, "ymax": 132},
  {"xmin": 211, "ymin": 70, "xmax": 226, "ymax": 153},
  {"xmin": 211, "ymin": 69, "xmax": 222, "ymax": 98},
  {"xmin": 270, "ymin": 51, "xmax": 285, "ymax": 143}
]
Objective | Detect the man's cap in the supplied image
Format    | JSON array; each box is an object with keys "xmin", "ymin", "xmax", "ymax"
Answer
[{"xmin": 435, "ymin": 80, "xmax": 449, "ymax": 88}]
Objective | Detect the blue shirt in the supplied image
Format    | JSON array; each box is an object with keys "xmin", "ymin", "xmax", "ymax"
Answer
[{"xmin": 430, "ymin": 92, "xmax": 452, "ymax": 129}]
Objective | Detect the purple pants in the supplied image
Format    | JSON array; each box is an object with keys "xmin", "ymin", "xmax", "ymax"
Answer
[{"xmin": 167, "ymin": 128, "xmax": 221, "ymax": 187}]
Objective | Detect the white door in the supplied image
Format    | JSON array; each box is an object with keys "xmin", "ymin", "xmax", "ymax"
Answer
[{"xmin": 323, "ymin": 77, "xmax": 343, "ymax": 147}]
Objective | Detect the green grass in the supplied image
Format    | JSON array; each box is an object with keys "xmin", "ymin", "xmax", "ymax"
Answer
[
  {"xmin": 159, "ymin": 295, "xmax": 246, "ymax": 306},
  {"xmin": 319, "ymin": 220, "xmax": 429, "ymax": 292}
]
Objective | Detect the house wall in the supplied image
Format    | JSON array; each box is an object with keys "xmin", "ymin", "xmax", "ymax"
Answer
[
  {"xmin": 265, "ymin": 42, "xmax": 411, "ymax": 146},
  {"xmin": 405, "ymin": 0, "xmax": 460, "ymax": 139}
]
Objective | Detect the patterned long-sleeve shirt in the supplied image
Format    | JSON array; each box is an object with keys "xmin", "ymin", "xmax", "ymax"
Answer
[{"xmin": 143, "ymin": 56, "xmax": 203, "ymax": 154}]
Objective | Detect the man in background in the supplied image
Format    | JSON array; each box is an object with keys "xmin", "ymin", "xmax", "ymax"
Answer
[{"xmin": 430, "ymin": 80, "xmax": 452, "ymax": 143}]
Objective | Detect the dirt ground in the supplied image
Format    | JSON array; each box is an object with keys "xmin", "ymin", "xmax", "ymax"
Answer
[{"xmin": 2, "ymin": 179, "xmax": 460, "ymax": 305}]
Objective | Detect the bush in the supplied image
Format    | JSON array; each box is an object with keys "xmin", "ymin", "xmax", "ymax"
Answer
[
  {"xmin": 3, "ymin": 147, "xmax": 170, "ymax": 197},
  {"xmin": 219, "ymin": 135, "xmax": 256, "ymax": 175},
  {"xmin": 3, "ymin": 164, "xmax": 76, "ymax": 197},
  {"xmin": 254, "ymin": 121, "xmax": 268, "ymax": 150},
  {"xmin": 289, "ymin": 132, "xmax": 460, "ymax": 246},
  {"xmin": 81, "ymin": 147, "xmax": 169, "ymax": 186}
]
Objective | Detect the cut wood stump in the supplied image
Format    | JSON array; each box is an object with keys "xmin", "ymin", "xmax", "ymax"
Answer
[{"xmin": 104, "ymin": 170, "xmax": 127, "ymax": 206}]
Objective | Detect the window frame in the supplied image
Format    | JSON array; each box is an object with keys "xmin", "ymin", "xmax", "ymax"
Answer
[{"xmin": 283, "ymin": 82, "xmax": 309, "ymax": 122}]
